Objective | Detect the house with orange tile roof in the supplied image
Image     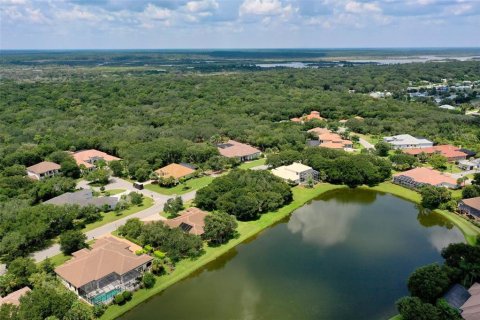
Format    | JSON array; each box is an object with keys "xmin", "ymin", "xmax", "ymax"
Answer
[
  {"xmin": 217, "ymin": 140, "xmax": 261, "ymax": 162},
  {"xmin": 307, "ymin": 127, "xmax": 331, "ymax": 136},
  {"xmin": 71, "ymin": 149, "xmax": 121, "ymax": 169},
  {"xmin": 393, "ymin": 167, "xmax": 458, "ymax": 189},
  {"xmin": 155, "ymin": 163, "xmax": 196, "ymax": 182},
  {"xmin": 403, "ymin": 145, "xmax": 468, "ymax": 162},
  {"xmin": 290, "ymin": 111, "xmax": 325, "ymax": 123},
  {"xmin": 55, "ymin": 236, "xmax": 152, "ymax": 305},
  {"xmin": 163, "ymin": 207, "xmax": 208, "ymax": 236},
  {"xmin": 27, "ymin": 161, "xmax": 60, "ymax": 180},
  {"xmin": 317, "ymin": 131, "xmax": 353, "ymax": 150},
  {"xmin": 0, "ymin": 287, "xmax": 31, "ymax": 306}
]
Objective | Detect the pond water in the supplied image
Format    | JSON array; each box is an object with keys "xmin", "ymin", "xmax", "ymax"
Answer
[{"xmin": 120, "ymin": 189, "xmax": 465, "ymax": 320}]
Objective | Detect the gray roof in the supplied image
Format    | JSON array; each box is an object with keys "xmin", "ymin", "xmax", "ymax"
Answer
[
  {"xmin": 383, "ymin": 134, "xmax": 433, "ymax": 146},
  {"xmin": 44, "ymin": 189, "xmax": 118, "ymax": 208},
  {"xmin": 444, "ymin": 284, "xmax": 471, "ymax": 309}
]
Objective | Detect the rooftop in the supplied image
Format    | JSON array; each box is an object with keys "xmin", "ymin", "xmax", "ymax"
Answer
[
  {"xmin": 217, "ymin": 140, "xmax": 261, "ymax": 158},
  {"xmin": 307, "ymin": 127, "xmax": 331, "ymax": 136},
  {"xmin": 393, "ymin": 167, "xmax": 457, "ymax": 186},
  {"xmin": 461, "ymin": 197, "xmax": 480, "ymax": 211},
  {"xmin": 27, "ymin": 161, "xmax": 60, "ymax": 175},
  {"xmin": 55, "ymin": 236, "xmax": 152, "ymax": 288},
  {"xmin": 44, "ymin": 189, "xmax": 118, "ymax": 208},
  {"xmin": 164, "ymin": 207, "xmax": 208, "ymax": 236},
  {"xmin": 384, "ymin": 134, "xmax": 433, "ymax": 146},
  {"xmin": 404, "ymin": 145, "xmax": 468, "ymax": 159},
  {"xmin": 462, "ymin": 283, "xmax": 480, "ymax": 320},
  {"xmin": 72, "ymin": 149, "xmax": 121, "ymax": 169},
  {"xmin": 0, "ymin": 287, "xmax": 31, "ymax": 306},
  {"xmin": 155, "ymin": 163, "xmax": 196, "ymax": 180},
  {"xmin": 444, "ymin": 284, "xmax": 471, "ymax": 309}
]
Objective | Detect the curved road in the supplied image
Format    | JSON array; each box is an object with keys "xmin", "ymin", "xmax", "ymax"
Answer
[{"xmin": 31, "ymin": 178, "xmax": 196, "ymax": 263}]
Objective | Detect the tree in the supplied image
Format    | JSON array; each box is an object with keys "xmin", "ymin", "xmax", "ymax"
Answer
[
  {"xmin": 7, "ymin": 257, "xmax": 37, "ymax": 288},
  {"xmin": 109, "ymin": 160, "xmax": 123, "ymax": 177},
  {"xmin": 462, "ymin": 185, "xmax": 480, "ymax": 199},
  {"xmin": 134, "ymin": 167, "xmax": 150, "ymax": 182},
  {"xmin": 142, "ymin": 272, "xmax": 155, "ymax": 289},
  {"xmin": 129, "ymin": 192, "xmax": 143, "ymax": 206},
  {"xmin": 203, "ymin": 212, "xmax": 238, "ymax": 245},
  {"xmin": 375, "ymin": 141, "xmax": 391, "ymax": 157},
  {"xmin": 86, "ymin": 168, "xmax": 110, "ymax": 185},
  {"xmin": 118, "ymin": 218, "xmax": 143, "ymax": 239},
  {"xmin": 428, "ymin": 154, "xmax": 448, "ymax": 171},
  {"xmin": 63, "ymin": 301, "xmax": 94, "ymax": 320},
  {"xmin": 396, "ymin": 296, "xmax": 440, "ymax": 320},
  {"xmin": 472, "ymin": 173, "xmax": 480, "ymax": 186},
  {"xmin": 18, "ymin": 285, "xmax": 78, "ymax": 320},
  {"xmin": 407, "ymin": 264, "xmax": 450, "ymax": 303},
  {"xmin": 420, "ymin": 186, "xmax": 451, "ymax": 209},
  {"xmin": 163, "ymin": 196, "xmax": 184, "ymax": 217},
  {"xmin": 60, "ymin": 160, "xmax": 81, "ymax": 179},
  {"xmin": 59, "ymin": 230, "xmax": 87, "ymax": 255},
  {"xmin": 39, "ymin": 257, "xmax": 55, "ymax": 275}
]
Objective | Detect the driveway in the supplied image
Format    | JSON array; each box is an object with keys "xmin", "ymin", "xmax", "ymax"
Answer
[
  {"xmin": 359, "ymin": 138, "xmax": 375, "ymax": 150},
  {"xmin": 451, "ymin": 169, "xmax": 480, "ymax": 180},
  {"xmin": 31, "ymin": 178, "xmax": 197, "ymax": 263}
]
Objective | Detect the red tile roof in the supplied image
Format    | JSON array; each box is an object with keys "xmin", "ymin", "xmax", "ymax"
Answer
[
  {"xmin": 404, "ymin": 145, "xmax": 468, "ymax": 160},
  {"xmin": 393, "ymin": 167, "xmax": 458, "ymax": 186},
  {"xmin": 308, "ymin": 127, "xmax": 331, "ymax": 136},
  {"xmin": 72, "ymin": 149, "xmax": 121, "ymax": 168},
  {"xmin": 0, "ymin": 287, "xmax": 31, "ymax": 306},
  {"xmin": 290, "ymin": 111, "xmax": 325, "ymax": 122},
  {"xmin": 27, "ymin": 161, "xmax": 60, "ymax": 175},
  {"xmin": 155, "ymin": 163, "xmax": 195, "ymax": 180},
  {"xmin": 164, "ymin": 207, "xmax": 208, "ymax": 235},
  {"xmin": 217, "ymin": 140, "xmax": 261, "ymax": 158}
]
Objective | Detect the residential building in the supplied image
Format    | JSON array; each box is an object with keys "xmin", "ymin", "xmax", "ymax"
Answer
[
  {"xmin": 458, "ymin": 197, "xmax": 480, "ymax": 219},
  {"xmin": 444, "ymin": 284, "xmax": 471, "ymax": 310},
  {"xmin": 307, "ymin": 127, "xmax": 331, "ymax": 136},
  {"xmin": 44, "ymin": 189, "xmax": 118, "ymax": 210},
  {"xmin": 404, "ymin": 145, "xmax": 468, "ymax": 162},
  {"xmin": 392, "ymin": 167, "xmax": 458, "ymax": 189},
  {"xmin": 155, "ymin": 163, "xmax": 196, "ymax": 182},
  {"xmin": 271, "ymin": 162, "xmax": 318, "ymax": 184},
  {"xmin": 290, "ymin": 111, "xmax": 325, "ymax": 123},
  {"xmin": 164, "ymin": 207, "xmax": 208, "ymax": 236},
  {"xmin": 439, "ymin": 104, "xmax": 456, "ymax": 110},
  {"xmin": 383, "ymin": 134, "xmax": 434, "ymax": 149},
  {"xmin": 26, "ymin": 161, "xmax": 61, "ymax": 180},
  {"xmin": 461, "ymin": 283, "xmax": 480, "ymax": 320},
  {"xmin": 458, "ymin": 158, "xmax": 480, "ymax": 170},
  {"xmin": 71, "ymin": 149, "xmax": 121, "ymax": 169},
  {"xmin": 316, "ymin": 131, "xmax": 353, "ymax": 151},
  {"xmin": 217, "ymin": 140, "xmax": 261, "ymax": 162},
  {"xmin": 369, "ymin": 91, "xmax": 392, "ymax": 99},
  {"xmin": 0, "ymin": 287, "xmax": 31, "ymax": 306},
  {"xmin": 55, "ymin": 236, "xmax": 152, "ymax": 305}
]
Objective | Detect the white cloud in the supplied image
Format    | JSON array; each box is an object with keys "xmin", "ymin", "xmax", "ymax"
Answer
[
  {"xmin": 0, "ymin": 0, "xmax": 27, "ymax": 5},
  {"xmin": 142, "ymin": 3, "xmax": 172, "ymax": 21},
  {"xmin": 184, "ymin": 0, "xmax": 219, "ymax": 13},
  {"xmin": 239, "ymin": 0, "xmax": 289, "ymax": 16},
  {"xmin": 345, "ymin": 1, "xmax": 381, "ymax": 14},
  {"xmin": 55, "ymin": 6, "xmax": 99, "ymax": 21},
  {"xmin": 449, "ymin": 3, "xmax": 472, "ymax": 15}
]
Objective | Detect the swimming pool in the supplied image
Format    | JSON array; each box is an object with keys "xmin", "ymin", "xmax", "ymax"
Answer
[{"xmin": 91, "ymin": 288, "xmax": 122, "ymax": 304}]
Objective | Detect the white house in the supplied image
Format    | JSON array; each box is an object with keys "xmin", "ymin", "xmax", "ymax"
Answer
[
  {"xmin": 439, "ymin": 104, "xmax": 456, "ymax": 110},
  {"xmin": 271, "ymin": 163, "xmax": 318, "ymax": 184},
  {"xmin": 383, "ymin": 134, "xmax": 433, "ymax": 150}
]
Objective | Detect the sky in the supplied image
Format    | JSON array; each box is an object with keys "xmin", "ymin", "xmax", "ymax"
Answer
[{"xmin": 1, "ymin": 0, "xmax": 479, "ymax": 49}]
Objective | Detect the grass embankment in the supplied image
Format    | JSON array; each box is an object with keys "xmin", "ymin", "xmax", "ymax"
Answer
[
  {"xmin": 81, "ymin": 197, "xmax": 154, "ymax": 233},
  {"xmin": 145, "ymin": 176, "xmax": 214, "ymax": 196},
  {"xmin": 100, "ymin": 183, "xmax": 344, "ymax": 320},
  {"xmin": 103, "ymin": 189, "xmax": 126, "ymax": 195},
  {"xmin": 238, "ymin": 158, "xmax": 267, "ymax": 170}
]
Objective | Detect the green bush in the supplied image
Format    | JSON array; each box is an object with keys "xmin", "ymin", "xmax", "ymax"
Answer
[
  {"xmin": 114, "ymin": 293, "xmax": 125, "ymax": 305},
  {"xmin": 144, "ymin": 245, "xmax": 153, "ymax": 253},
  {"xmin": 135, "ymin": 249, "xmax": 145, "ymax": 255},
  {"xmin": 142, "ymin": 272, "xmax": 156, "ymax": 289},
  {"xmin": 122, "ymin": 291, "xmax": 132, "ymax": 301},
  {"xmin": 93, "ymin": 304, "xmax": 106, "ymax": 318},
  {"xmin": 153, "ymin": 250, "xmax": 165, "ymax": 259}
]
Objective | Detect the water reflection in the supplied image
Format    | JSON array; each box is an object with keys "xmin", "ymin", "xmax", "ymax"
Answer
[
  {"xmin": 288, "ymin": 201, "xmax": 361, "ymax": 247},
  {"xmin": 427, "ymin": 228, "xmax": 465, "ymax": 252}
]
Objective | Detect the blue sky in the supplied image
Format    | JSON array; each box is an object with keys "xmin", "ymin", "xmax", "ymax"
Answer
[{"xmin": 1, "ymin": 0, "xmax": 479, "ymax": 49}]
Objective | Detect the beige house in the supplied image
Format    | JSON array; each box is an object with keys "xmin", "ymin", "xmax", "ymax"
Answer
[
  {"xmin": 217, "ymin": 140, "xmax": 261, "ymax": 162},
  {"xmin": 271, "ymin": 163, "xmax": 318, "ymax": 185},
  {"xmin": 27, "ymin": 161, "xmax": 60, "ymax": 180},
  {"xmin": 55, "ymin": 236, "xmax": 152, "ymax": 305},
  {"xmin": 0, "ymin": 287, "xmax": 31, "ymax": 306}
]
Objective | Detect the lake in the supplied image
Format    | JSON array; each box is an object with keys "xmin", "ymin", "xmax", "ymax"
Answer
[{"xmin": 119, "ymin": 189, "xmax": 465, "ymax": 320}]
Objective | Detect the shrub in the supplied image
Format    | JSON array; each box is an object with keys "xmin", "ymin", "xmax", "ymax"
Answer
[
  {"xmin": 93, "ymin": 304, "xmax": 106, "ymax": 318},
  {"xmin": 153, "ymin": 250, "xmax": 165, "ymax": 259},
  {"xmin": 142, "ymin": 272, "xmax": 156, "ymax": 289},
  {"xmin": 135, "ymin": 249, "xmax": 145, "ymax": 255},
  {"xmin": 122, "ymin": 291, "xmax": 132, "ymax": 301},
  {"xmin": 144, "ymin": 245, "xmax": 153, "ymax": 253},
  {"xmin": 114, "ymin": 293, "xmax": 125, "ymax": 305}
]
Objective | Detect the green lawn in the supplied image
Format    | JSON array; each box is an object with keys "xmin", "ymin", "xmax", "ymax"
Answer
[
  {"xmin": 81, "ymin": 197, "xmax": 154, "ymax": 233},
  {"xmin": 238, "ymin": 158, "xmax": 267, "ymax": 170},
  {"xmin": 100, "ymin": 183, "xmax": 344, "ymax": 320},
  {"xmin": 103, "ymin": 189, "xmax": 126, "ymax": 195},
  {"xmin": 47, "ymin": 252, "xmax": 71, "ymax": 267},
  {"xmin": 145, "ymin": 175, "xmax": 215, "ymax": 195}
]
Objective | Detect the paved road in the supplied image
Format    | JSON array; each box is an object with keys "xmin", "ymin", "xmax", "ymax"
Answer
[
  {"xmin": 359, "ymin": 138, "xmax": 375, "ymax": 150},
  {"xmin": 451, "ymin": 169, "xmax": 480, "ymax": 180},
  {"xmin": 31, "ymin": 178, "xmax": 196, "ymax": 263}
]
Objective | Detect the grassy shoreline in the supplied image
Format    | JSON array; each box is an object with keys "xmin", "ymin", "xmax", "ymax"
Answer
[{"xmin": 100, "ymin": 182, "xmax": 479, "ymax": 320}]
